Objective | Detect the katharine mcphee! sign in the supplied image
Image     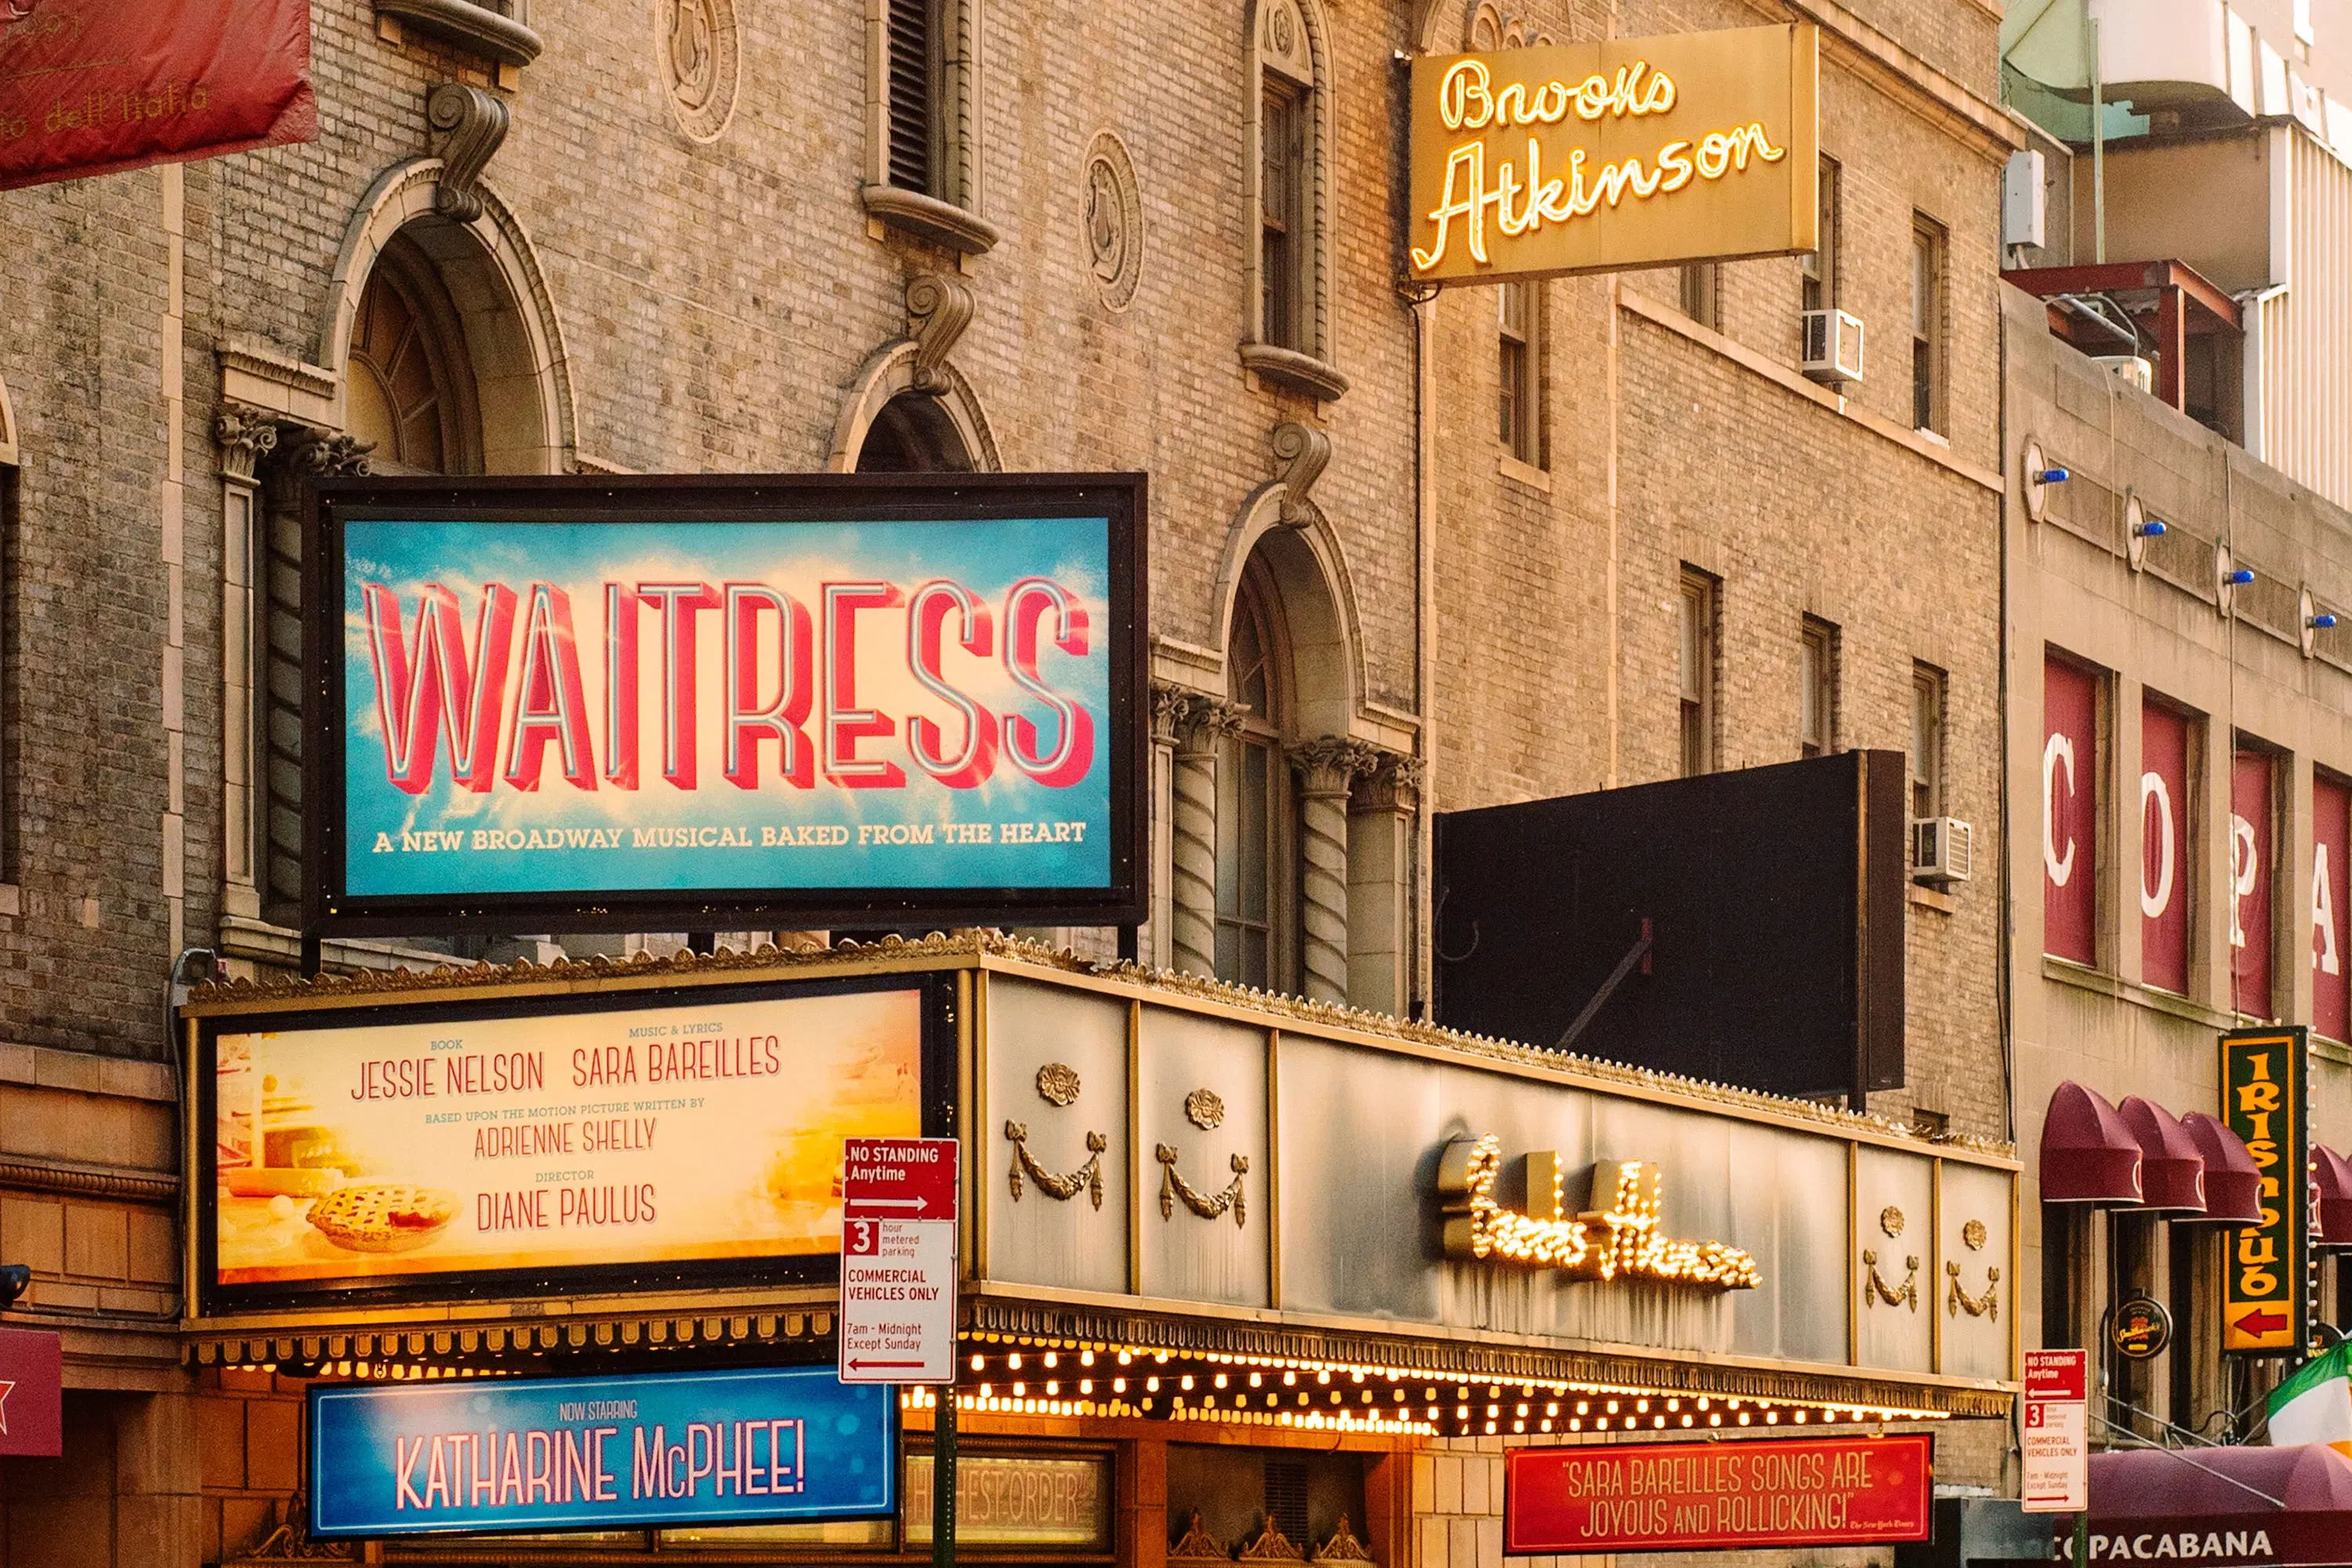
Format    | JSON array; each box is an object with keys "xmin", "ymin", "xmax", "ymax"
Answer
[
  {"xmin": 1407, "ymin": 24, "xmax": 1817, "ymax": 285},
  {"xmin": 201, "ymin": 976, "xmax": 946, "ymax": 1308},
  {"xmin": 307, "ymin": 475, "xmax": 1145, "ymax": 934}
]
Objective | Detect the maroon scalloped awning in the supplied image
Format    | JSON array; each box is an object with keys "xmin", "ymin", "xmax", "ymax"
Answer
[
  {"xmin": 2041, "ymin": 1082, "xmax": 2144, "ymax": 1204},
  {"xmin": 2179, "ymin": 1112, "xmax": 2264, "ymax": 1225},
  {"xmin": 2314, "ymin": 1145, "xmax": 2352, "ymax": 1250},
  {"xmin": 2118, "ymin": 1095, "xmax": 2208, "ymax": 1213},
  {"xmin": 2068, "ymin": 1444, "xmax": 2352, "ymax": 1566}
]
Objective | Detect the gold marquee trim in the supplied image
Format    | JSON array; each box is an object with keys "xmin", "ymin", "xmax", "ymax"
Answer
[
  {"xmin": 961, "ymin": 1296, "xmax": 2013, "ymax": 1418},
  {"xmin": 182, "ymin": 931, "xmax": 2012, "ymax": 1160},
  {"xmin": 1241, "ymin": 1520, "xmax": 1306, "ymax": 1563},
  {"xmin": 187, "ymin": 1308, "xmax": 831, "ymax": 1371},
  {"xmin": 1171, "ymin": 1512, "xmax": 1235, "ymax": 1563}
]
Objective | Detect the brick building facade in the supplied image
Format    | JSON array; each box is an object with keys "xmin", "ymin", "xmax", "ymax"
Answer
[{"xmin": 0, "ymin": 2, "xmax": 2020, "ymax": 1564}]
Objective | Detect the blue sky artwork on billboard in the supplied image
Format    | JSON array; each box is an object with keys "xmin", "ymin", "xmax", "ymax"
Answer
[{"xmin": 341, "ymin": 516, "xmax": 1112, "ymax": 898}]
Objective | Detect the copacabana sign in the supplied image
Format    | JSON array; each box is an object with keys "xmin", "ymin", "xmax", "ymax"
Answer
[
  {"xmin": 307, "ymin": 475, "xmax": 1145, "ymax": 934},
  {"xmin": 1408, "ymin": 24, "xmax": 1817, "ymax": 285}
]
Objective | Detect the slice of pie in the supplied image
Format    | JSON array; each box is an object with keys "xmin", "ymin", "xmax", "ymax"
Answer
[{"xmin": 307, "ymin": 1184, "xmax": 459, "ymax": 1254}]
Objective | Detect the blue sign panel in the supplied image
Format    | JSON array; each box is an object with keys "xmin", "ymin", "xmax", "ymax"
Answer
[{"xmin": 308, "ymin": 1367, "xmax": 895, "ymax": 1537}]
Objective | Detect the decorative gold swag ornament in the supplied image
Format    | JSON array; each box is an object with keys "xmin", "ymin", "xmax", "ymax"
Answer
[
  {"xmin": 1004, "ymin": 1062, "xmax": 1107, "ymax": 1208},
  {"xmin": 1947, "ymin": 1216, "xmax": 2000, "ymax": 1319},
  {"xmin": 1436, "ymin": 1134, "xmax": 1759, "ymax": 1288}
]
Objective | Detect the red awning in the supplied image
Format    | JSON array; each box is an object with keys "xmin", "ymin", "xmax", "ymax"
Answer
[
  {"xmin": 2314, "ymin": 1145, "xmax": 2352, "ymax": 1250},
  {"xmin": 2119, "ymin": 1096, "xmax": 2208, "ymax": 1214},
  {"xmin": 2179, "ymin": 1112, "xmax": 2264, "ymax": 1225},
  {"xmin": 2042, "ymin": 1081, "xmax": 2144, "ymax": 1204},
  {"xmin": 2074, "ymin": 1444, "xmax": 2352, "ymax": 1567}
]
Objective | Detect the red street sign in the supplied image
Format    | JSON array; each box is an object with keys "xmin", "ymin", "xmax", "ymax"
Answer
[
  {"xmin": 0, "ymin": 1327, "xmax": 63, "ymax": 1457},
  {"xmin": 1503, "ymin": 1434, "xmax": 1933, "ymax": 1555},
  {"xmin": 2024, "ymin": 1348, "xmax": 2089, "ymax": 1403},
  {"xmin": 842, "ymin": 1137, "xmax": 960, "ymax": 1221}
]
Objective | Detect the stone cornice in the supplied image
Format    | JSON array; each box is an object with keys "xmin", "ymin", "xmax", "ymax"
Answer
[
  {"xmin": 860, "ymin": 184, "xmax": 1001, "ymax": 255},
  {"xmin": 1240, "ymin": 343, "xmax": 1350, "ymax": 403},
  {"xmin": 376, "ymin": 0, "xmax": 543, "ymax": 67}
]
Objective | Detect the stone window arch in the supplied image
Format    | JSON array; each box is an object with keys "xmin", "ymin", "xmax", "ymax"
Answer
[
  {"xmin": 1242, "ymin": 0, "xmax": 1346, "ymax": 402},
  {"xmin": 855, "ymin": 390, "xmax": 975, "ymax": 473},
  {"xmin": 217, "ymin": 159, "xmax": 575, "ymax": 942}
]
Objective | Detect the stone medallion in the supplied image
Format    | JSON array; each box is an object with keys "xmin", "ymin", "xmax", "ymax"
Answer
[
  {"xmin": 659, "ymin": 0, "xmax": 739, "ymax": 143},
  {"xmin": 1083, "ymin": 130, "xmax": 1142, "ymax": 310}
]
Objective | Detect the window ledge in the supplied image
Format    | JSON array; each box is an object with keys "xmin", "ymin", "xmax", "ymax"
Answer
[
  {"xmin": 859, "ymin": 185, "xmax": 1000, "ymax": 256},
  {"xmin": 375, "ymin": 0, "xmax": 543, "ymax": 66},
  {"xmin": 2039, "ymin": 953, "xmax": 2240, "ymax": 1029},
  {"xmin": 219, "ymin": 913, "xmax": 470, "ymax": 976},
  {"xmin": 1240, "ymin": 343, "xmax": 1350, "ymax": 402},
  {"xmin": 1907, "ymin": 882, "xmax": 1957, "ymax": 914},
  {"xmin": 1498, "ymin": 452, "xmax": 1552, "ymax": 492}
]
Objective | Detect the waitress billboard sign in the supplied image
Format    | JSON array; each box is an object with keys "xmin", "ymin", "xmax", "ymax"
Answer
[{"xmin": 305, "ymin": 475, "xmax": 1146, "ymax": 934}]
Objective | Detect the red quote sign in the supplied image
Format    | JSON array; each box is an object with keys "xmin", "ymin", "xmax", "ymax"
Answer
[
  {"xmin": 0, "ymin": 1327, "xmax": 63, "ymax": 1458},
  {"xmin": 2045, "ymin": 654, "xmax": 2099, "ymax": 964},
  {"xmin": 0, "ymin": 0, "xmax": 314, "ymax": 191},
  {"xmin": 2141, "ymin": 700, "xmax": 2191, "ymax": 994},
  {"xmin": 1503, "ymin": 1435, "xmax": 1933, "ymax": 1555},
  {"xmin": 2315, "ymin": 775, "xmax": 2349, "ymax": 1040},
  {"xmin": 2233, "ymin": 750, "xmax": 2275, "ymax": 1018}
]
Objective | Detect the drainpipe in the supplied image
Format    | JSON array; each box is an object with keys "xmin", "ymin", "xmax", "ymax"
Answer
[
  {"xmin": 2089, "ymin": 13, "xmax": 2105, "ymax": 263},
  {"xmin": 2235, "ymin": 281, "xmax": 2288, "ymax": 462}
]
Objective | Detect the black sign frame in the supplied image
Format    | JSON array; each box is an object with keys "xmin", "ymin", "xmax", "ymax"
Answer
[
  {"xmin": 301, "ymin": 473, "xmax": 1149, "ymax": 937},
  {"xmin": 191, "ymin": 968, "xmax": 960, "ymax": 1317}
]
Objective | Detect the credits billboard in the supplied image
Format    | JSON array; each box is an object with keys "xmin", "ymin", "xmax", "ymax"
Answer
[
  {"xmin": 198, "ymin": 972, "xmax": 954, "ymax": 1312},
  {"xmin": 305, "ymin": 474, "xmax": 1146, "ymax": 935}
]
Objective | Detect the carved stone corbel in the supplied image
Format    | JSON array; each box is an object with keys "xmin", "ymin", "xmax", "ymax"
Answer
[
  {"xmin": 1271, "ymin": 421, "xmax": 1330, "ymax": 528},
  {"xmin": 1353, "ymin": 751, "xmax": 1425, "ymax": 816},
  {"xmin": 279, "ymin": 431, "xmax": 376, "ymax": 479},
  {"xmin": 906, "ymin": 272, "xmax": 975, "ymax": 396},
  {"xmin": 214, "ymin": 405, "xmax": 281, "ymax": 488},
  {"xmin": 428, "ymin": 82, "xmax": 510, "ymax": 223}
]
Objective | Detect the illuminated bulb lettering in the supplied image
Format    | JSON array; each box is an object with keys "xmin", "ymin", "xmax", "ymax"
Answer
[{"xmin": 1438, "ymin": 1136, "xmax": 1760, "ymax": 1289}]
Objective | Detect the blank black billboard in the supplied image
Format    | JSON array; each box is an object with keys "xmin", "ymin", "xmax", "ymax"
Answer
[{"xmin": 1432, "ymin": 750, "xmax": 1906, "ymax": 1102}]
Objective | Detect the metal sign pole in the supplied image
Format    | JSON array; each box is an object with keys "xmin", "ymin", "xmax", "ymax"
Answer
[{"xmin": 933, "ymin": 1385, "xmax": 957, "ymax": 1568}]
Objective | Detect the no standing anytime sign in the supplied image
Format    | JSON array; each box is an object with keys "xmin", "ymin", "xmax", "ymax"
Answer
[{"xmin": 838, "ymin": 1138, "xmax": 959, "ymax": 1385}]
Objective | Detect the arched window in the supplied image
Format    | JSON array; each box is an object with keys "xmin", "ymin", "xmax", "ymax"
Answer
[
  {"xmin": 1243, "ymin": 0, "xmax": 1346, "ymax": 401},
  {"xmin": 855, "ymin": 390, "xmax": 973, "ymax": 473},
  {"xmin": 344, "ymin": 235, "xmax": 481, "ymax": 474},
  {"xmin": 1217, "ymin": 558, "xmax": 1294, "ymax": 988}
]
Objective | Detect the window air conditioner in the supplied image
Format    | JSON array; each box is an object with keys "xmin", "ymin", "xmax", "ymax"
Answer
[
  {"xmin": 2092, "ymin": 354, "xmax": 2154, "ymax": 394},
  {"xmin": 1912, "ymin": 817, "xmax": 1973, "ymax": 886},
  {"xmin": 1800, "ymin": 309, "xmax": 1864, "ymax": 383}
]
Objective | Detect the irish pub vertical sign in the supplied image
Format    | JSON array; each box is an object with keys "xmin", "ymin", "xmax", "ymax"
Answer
[{"xmin": 2220, "ymin": 1028, "xmax": 2310, "ymax": 1354}]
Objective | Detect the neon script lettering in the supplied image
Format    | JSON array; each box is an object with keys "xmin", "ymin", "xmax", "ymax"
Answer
[
  {"xmin": 360, "ymin": 576, "xmax": 1094, "ymax": 797},
  {"xmin": 1412, "ymin": 59, "xmax": 1787, "ymax": 273}
]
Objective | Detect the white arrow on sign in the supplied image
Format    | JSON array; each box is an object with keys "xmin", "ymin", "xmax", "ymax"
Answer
[{"xmin": 845, "ymin": 1196, "xmax": 933, "ymax": 1211}]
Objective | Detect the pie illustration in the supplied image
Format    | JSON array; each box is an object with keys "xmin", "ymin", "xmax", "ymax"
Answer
[{"xmin": 306, "ymin": 1184, "xmax": 459, "ymax": 1254}]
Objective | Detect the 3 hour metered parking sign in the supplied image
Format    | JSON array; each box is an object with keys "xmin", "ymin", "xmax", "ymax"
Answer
[{"xmin": 838, "ymin": 1137, "xmax": 958, "ymax": 1385}]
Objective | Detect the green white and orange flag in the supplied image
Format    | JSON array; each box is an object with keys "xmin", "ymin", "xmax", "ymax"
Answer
[{"xmin": 2267, "ymin": 1341, "xmax": 2352, "ymax": 1456}]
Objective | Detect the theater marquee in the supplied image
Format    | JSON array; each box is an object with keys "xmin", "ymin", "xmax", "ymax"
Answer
[
  {"xmin": 304, "ymin": 474, "xmax": 1146, "ymax": 935},
  {"xmin": 1407, "ymin": 24, "xmax": 1817, "ymax": 285}
]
